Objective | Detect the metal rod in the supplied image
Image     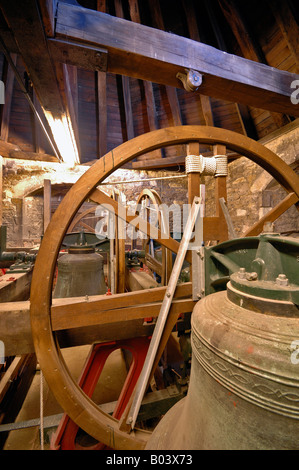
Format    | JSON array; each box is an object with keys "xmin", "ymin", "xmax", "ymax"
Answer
[
  {"xmin": 126, "ymin": 196, "xmax": 201, "ymax": 430},
  {"xmin": 219, "ymin": 197, "xmax": 237, "ymax": 239},
  {"xmin": 0, "ymin": 37, "xmax": 62, "ymax": 162},
  {"xmin": 100, "ymin": 175, "xmax": 187, "ymax": 186}
]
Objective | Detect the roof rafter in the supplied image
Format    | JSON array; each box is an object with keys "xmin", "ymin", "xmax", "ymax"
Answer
[
  {"xmin": 0, "ymin": 0, "xmax": 80, "ymax": 165},
  {"xmin": 52, "ymin": 1, "xmax": 299, "ymax": 117}
]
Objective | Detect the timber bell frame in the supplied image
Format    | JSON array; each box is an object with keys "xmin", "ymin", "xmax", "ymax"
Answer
[{"xmin": 30, "ymin": 125, "xmax": 299, "ymax": 450}]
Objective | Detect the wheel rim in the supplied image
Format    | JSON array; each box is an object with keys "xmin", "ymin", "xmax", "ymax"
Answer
[{"xmin": 30, "ymin": 125, "xmax": 299, "ymax": 449}]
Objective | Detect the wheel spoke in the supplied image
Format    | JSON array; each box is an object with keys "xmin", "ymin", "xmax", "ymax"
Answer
[{"xmin": 243, "ymin": 192, "xmax": 299, "ymax": 237}]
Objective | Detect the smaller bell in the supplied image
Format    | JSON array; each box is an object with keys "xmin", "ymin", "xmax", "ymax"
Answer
[{"xmin": 53, "ymin": 231, "xmax": 106, "ymax": 298}]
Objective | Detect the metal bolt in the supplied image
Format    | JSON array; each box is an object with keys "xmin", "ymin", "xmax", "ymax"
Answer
[
  {"xmin": 238, "ymin": 267, "xmax": 246, "ymax": 279},
  {"xmin": 276, "ymin": 273, "xmax": 289, "ymax": 286},
  {"xmin": 166, "ymin": 292, "xmax": 171, "ymax": 298},
  {"xmin": 245, "ymin": 272, "xmax": 258, "ymax": 281}
]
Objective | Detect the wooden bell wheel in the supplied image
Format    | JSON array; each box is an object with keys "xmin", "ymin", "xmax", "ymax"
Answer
[
  {"xmin": 134, "ymin": 188, "xmax": 172, "ymax": 285},
  {"xmin": 30, "ymin": 126, "xmax": 299, "ymax": 450},
  {"xmin": 106, "ymin": 189, "xmax": 126, "ymax": 293}
]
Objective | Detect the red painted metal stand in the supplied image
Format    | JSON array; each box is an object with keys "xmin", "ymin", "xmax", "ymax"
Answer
[{"xmin": 51, "ymin": 336, "xmax": 151, "ymax": 450}]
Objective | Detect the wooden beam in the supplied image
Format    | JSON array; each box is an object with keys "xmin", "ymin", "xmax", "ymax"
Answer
[
  {"xmin": 128, "ymin": 0, "xmax": 163, "ymax": 160},
  {"xmin": 114, "ymin": 0, "xmax": 135, "ymax": 142},
  {"xmin": 148, "ymin": 0, "xmax": 185, "ymax": 156},
  {"xmin": 96, "ymin": 0, "xmax": 107, "ymax": 159},
  {"xmin": 0, "ymin": 139, "xmax": 59, "ymax": 162},
  {"xmin": 53, "ymin": 2, "xmax": 299, "ymax": 116},
  {"xmin": 203, "ymin": 0, "xmax": 257, "ymax": 137},
  {"xmin": 129, "ymin": 155, "xmax": 185, "ymax": 169},
  {"xmin": 0, "ymin": 284, "xmax": 193, "ymax": 355},
  {"xmin": 218, "ymin": 0, "xmax": 290, "ymax": 127},
  {"xmin": 51, "ymin": 282, "xmax": 192, "ymax": 330},
  {"xmin": 0, "ymin": 53, "xmax": 16, "ymax": 142},
  {"xmin": 43, "ymin": 179, "xmax": 51, "ymax": 232},
  {"xmin": 268, "ymin": 0, "xmax": 299, "ymax": 73},
  {"xmin": 182, "ymin": 0, "xmax": 214, "ymax": 127}
]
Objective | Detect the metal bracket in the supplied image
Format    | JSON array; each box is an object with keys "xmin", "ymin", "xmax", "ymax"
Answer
[
  {"xmin": 219, "ymin": 197, "xmax": 237, "ymax": 239},
  {"xmin": 176, "ymin": 69, "xmax": 202, "ymax": 92}
]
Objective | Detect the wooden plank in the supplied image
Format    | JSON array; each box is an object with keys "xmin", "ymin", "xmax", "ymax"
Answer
[
  {"xmin": 0, "ymin": 356, "xmax": 24, "ymax": 402},
  {"xmin": 51, "ymin": 282, "xmax": 192, "ymax": 321},
  {"xmin": 38, "ymin": 0, "xmax": 58, "ymax": 37},
  {"xmin": 0, "ymin": 283, "xmax": 193, "ymax": 355},
  {"xmin": 53, "ymin": 2, "xmax": 299, "ymax": 116},
  {"xmin": 0, "ymin": 140, "xmax": 59, "ymax": 162},
  {"xmin": 0, "ymin": 271, "xmax": 32, "ymax": 303},
  {"xmin": 96, "ymin": 72, "xmax": 107, "ymax": 157},
  {"xmin": 243, "ymin": 191, "xmax": 299, "ymax": 237},
  {"xmin": 130, "ymin": 155, "xmax": 185, "ymax": 169}
]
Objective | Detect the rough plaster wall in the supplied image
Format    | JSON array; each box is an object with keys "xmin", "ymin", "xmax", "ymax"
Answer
[{"xmin": 1, "ymin": 124, "xmax": 299, "ymax": 247}]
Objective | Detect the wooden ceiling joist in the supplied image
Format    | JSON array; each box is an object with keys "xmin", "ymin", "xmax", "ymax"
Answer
[
  {"xmin": 127, "ymin": 0, "xmax": 163, "ymax": 160},
  {"xmin": 0, "ymin": 53, "xmax": 16, "ymax": 142},
  {"xmin": 0, "ymin": 0, "xmax": 80, "ymax": 165},
  {"xmin": 218, "ymin": 0, "xmax": 291, "ymax": 129},
  {"xmin": 268, "ymin": 0, "xmax": 299, "ymax": 73},
  {"xmin": 52, "ymin": 1, "xmax": 299, "ymax": 117}
]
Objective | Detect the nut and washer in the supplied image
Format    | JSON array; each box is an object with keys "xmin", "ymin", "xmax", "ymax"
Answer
[{"xmin": 276, "ymin": 274, "xmax": 289, "ymax": 286}]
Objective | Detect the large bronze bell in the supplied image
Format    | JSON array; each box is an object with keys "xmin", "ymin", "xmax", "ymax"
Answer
[
  {"xmin": 53, "ymin": 231, "xmax": 106, "ymax": 298},
  {"xmin": 147, "ymin": 235, "xmax": 299, "ymax": 450}
]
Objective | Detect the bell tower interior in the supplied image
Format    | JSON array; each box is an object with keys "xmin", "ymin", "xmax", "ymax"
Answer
[{"xmin": 0, "ymin": 0, "xmax": 298, "ymax": 453}]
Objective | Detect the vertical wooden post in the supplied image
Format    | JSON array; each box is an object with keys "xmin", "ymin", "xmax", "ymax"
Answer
[
  {"xmin": 187, "ymin": 142, "xmax": 201, "ymax": 205},
  {"xmin": 43, "ymin": 179, "xmax": 51, "ymax": 233},
  {"xmin": 213, "ymin": 144, "xmax": 228, "ymax": 242},
  {"xmin": 97, "ymin": 0, "xmax": 107, "ymax": 158},
  {"xmin": 0, "ymin": 54, "xmax": 17, "ymax": 142}
]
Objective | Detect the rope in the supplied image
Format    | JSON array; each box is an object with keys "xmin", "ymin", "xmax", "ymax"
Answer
[
  {"xmin": 40, "ymin": 369, "xmax": 44, "ymax": 450},
  {"xmin": 185, "ymin": 154, "xmax": 228, "ymax": 176}
]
